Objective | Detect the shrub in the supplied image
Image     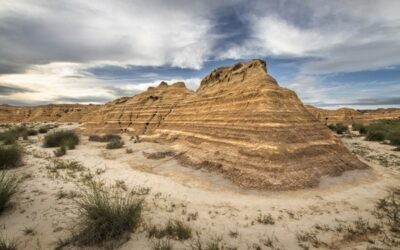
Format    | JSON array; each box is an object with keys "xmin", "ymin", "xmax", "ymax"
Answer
[
  {"xmin": 43, "ymin": 130, "xmax": 79, "ymax": 148},
  {"xmin": 334, "ymin": 123, "xmax": 348, "ymax": 134},
  {"xmin": 152, "ymin": 239, "xmax": 173, "ymax": 250},
  {"xmin": 26, "ymin": 129, "xmax": 38, "ymax": 136},
  {"xmin": 106, "ymin": 139, "xmax": 124, "ymax": 149},
  {"xmin": 0, "ymin": 145, "xmax": 22, "ymax": 169},
  {"xmin": 0, "ymin": 131, "xmax": 17, "ymax": 145},
  {"xmin": 366, "ymin": 130, "xmax": 386, "ymax": 141},
  {"xmin": 256, "ymin": 213, "xmax": 275, "ymax": 225},
  {"xmin": 327, "ymin": 123, "xmax": 348, "ymax": 134},
  {"xmin": 388, "ymin": 131, "xmax": 400, "ymax": 146},
  {"xmin": 89, "ymin": 134, "xmax": 121, "ymax": 142},
  {"xmin": 148, "ymin": 220, "xmax": 192, "ymax": 240},
  {"xmin": 68, "ymin": 184, "xmax": 142, "ymax": 246},
  {"xmin": 54, "ymin": 146, "xmax": 67, "ymax": 157},
  {"xmin": 62, "ymin": 138, "xmax": 76, "ymax": 150},
  {"xmin": 352, "ymin": 123, "xmax": 367, "ymax": 134},
  {"xmin": 38, "ymin": 127, "xmax": 48, "ymax": 134},
  {"xmin": 0, "ymin": 172, "xmax": 18, "ymax": 215}
]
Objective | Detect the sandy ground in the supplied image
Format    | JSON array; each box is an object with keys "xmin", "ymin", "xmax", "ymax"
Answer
[{"xmin": 1, "ymin": 124, "xmax": 399, "ymax": 249}]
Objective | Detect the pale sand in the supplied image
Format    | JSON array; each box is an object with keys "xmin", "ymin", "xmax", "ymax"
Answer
[{"xmin": 1, "ymin": 124, "xmax": 399, "ymax": 249}]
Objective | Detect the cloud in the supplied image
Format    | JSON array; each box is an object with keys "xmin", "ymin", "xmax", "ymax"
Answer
[
  {"xmin": 0, "ymin": 83, "xmax": 35, "ymax": 95},
  {"xmin": 0, "ymin": 0, "xmax": 218, "ymax": 73}
]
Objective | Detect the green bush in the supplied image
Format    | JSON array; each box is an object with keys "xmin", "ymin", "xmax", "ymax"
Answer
[
  {"xmin": 366, "ymin": 130, "xmax": 386, "ymax": 141},
  {"xmin": 106, "ymin": 139, "xmax": 124, "ymax": 149},
  {"xmin": 62, "ymin": 138, "xmax": 76, "ymax": 150},
  {"xmin": 26, "ymin": 129, "xmax": 38, "ymax": 136},
  {"xmin": 388, "ymin": 131, "xmax": 400, "ymax": 146},
  {"xmin": 38, "ymin": 127, "xmax": 48, "ymax": 134},
  {"xmin": 89, "ymin": 134, "xmax": 121, "ymax": 142},
  {"xmin": 54, "ymin": 146, "xmax": 67, "ymax": 157},
  {"xmin": 0, "ymin": 145, "xmax": 22, "ymax": 169},
  {"xmin": 352, "ymin": 123, "xmax": 367, "ymax": 134},
  {"xmin": 43, "ymin": 130, "xmax": 79, "ymax": 148},
  {"xmin": 327, "ymin": 123, "xmax": 348, "ymax": 134},
  {"xmin": 68, "ymin": 184, "xmax": 142, "ymax": 246},
  {"xmin": 0, "ymin": 131, "xmax": 17, "ymax": 145},
  {"xmin": 0, "ymin": 172, "xmax": 18, "ymax": 215}
]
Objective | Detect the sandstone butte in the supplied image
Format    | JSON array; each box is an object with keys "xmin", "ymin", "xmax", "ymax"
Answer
[
  {"xmin": 80, "ymin": 59, "xmax": 368, "ymax": 190},
  {"xmin": 0, "ymin": 104, "xmax": 99, "ymax": 123},
  {"xmin": 306, "ymin": 105, "xmax": 400, "ymax": 125}
]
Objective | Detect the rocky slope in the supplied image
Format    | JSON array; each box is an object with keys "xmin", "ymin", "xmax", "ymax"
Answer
[
  {"xmin": 306, "ymin": 105, "xmax": 400, "ymax": 124},
  {"xmin": 82, "ymin": 60, "xmax": 368, "ymax": 190},
  {"xmin": 0, "ymin": 104, "xmax": 99, "ymax": 123}
]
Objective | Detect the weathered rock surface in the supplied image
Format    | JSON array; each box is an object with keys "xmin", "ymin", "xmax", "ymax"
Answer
[
  {"xmin": 82, "ymin": 60, "xmax": 368, "ymax": 190},
  {"xmin": 0, "ymin": 104, "xmax": 99, "ymax": 123},
  {"xmin": 306, "ymin": 105, "xmax": 400, "ymax": 125}
]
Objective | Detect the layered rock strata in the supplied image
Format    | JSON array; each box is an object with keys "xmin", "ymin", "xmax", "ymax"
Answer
[
  {"xmin": 82, "ymin": 60, "xmax": 368, "ymax": 190},
  {"xmin": 0, "ymin": 104, "xmax": 99, "ymax": 123},
  {"xmin": 306, "ymin": 105, "xmax": 400, "ymax": 125}
]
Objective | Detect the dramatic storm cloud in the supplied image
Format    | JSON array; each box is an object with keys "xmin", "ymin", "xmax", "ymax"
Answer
[{"xmin": 0, "ymin": 0, "xmax": 399, "ymax": 108}]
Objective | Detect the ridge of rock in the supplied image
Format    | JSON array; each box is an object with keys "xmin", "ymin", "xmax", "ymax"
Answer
[{"xmin": 81, "ymin": 59, "xmax": 368, "ymax": 190}]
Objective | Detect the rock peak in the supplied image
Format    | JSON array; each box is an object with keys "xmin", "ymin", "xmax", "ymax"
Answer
[{"xmin": 199, "ymin": 59, "xmax": 276, "ymax": 91}]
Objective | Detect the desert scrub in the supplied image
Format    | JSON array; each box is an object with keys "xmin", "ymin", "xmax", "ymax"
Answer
[
  {"xmin": 106, "ymin": 139, "xmax": 124, "ymax": 149},
  {"xmin": 0, "ymin": 172, "xmax": 18, "ymax": 215},
  {"xmin": 43, "ymin": 130, "xmax": 79, "ymax": 148},
  {"xmin": 0, "ymin": 234, "xmax": 17, "ymax": 250},
  {"xmin": 388, "ymin": 131, "xmax": 400, "ymax": 146},
  {"xmin": 256, "ymin": 213, "xmax": 275, "ymax": 225},
  {"xmin": 366, "ymin": 130, "xmax": 386, "ymax": 141},
  {"xmin": 54, "ymin": 146, "xmax": 66, "ymax": 157},
  {"xmin": 352, "ymin": 123, "xmax": 367, "ymax": 134},
  {"xmin": 148, "ymin": 219, "xmax": 192, "ymax": 240},
  {"xmin": 38, "ymin": 126, "xmax": 48, "ymax": 133},
  {"xmin": 65, "ymin": 183, "xmax": 142, "ymax": 246},
  {"xmin": 89, "ymin": 134, "xmax": 121, "ymax": 142},
  {"xmin": 152, "ymin": 239, "xmax": 173, "ymax": 250},
  {"xmin": 0, "ymin": 145, "xmax": 22, "ymax": 169},
  {"xmin": 328, "ymin": 123, "xmax": 348, "ymax": 134},
  {"xmin": 375, "ymin": 189, "xmax": 400, "ymax": 233}
]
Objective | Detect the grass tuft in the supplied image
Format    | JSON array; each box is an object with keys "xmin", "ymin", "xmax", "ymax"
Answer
[
  {"xmin": 0, "ymin": 145, "xmax": 22, "ymax": 169},
  {"xmin": 0, "ymin": 172, "xmax": 18, "ymax": 215},
  {"xmin": 89, "ymin": 134, "xmax": 121, "ymax": 142},
  {"xmin": 148, "ymin": 220, "xmax": 192, "ymax": 240},
  {"xmin": 54, "ymin": 146, "xmax": 67, "ymax": 157},
  {"xmin": 0, "ymin": 235, "xmax": 17, "ymax": 250},
  {"xmin": 66, "ymin": 183, "xmax": 142, "ymax": 246}
]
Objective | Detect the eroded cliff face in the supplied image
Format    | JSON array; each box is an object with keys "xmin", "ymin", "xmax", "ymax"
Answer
[
  {"xmin": 82, "ymin": 60, "xmax": 368, "ymax": 190},
  {"xmin": 0, "ymin": 104, "xmax": 99, "ymax": 123},
  {"xmin": 306, "ymin": 105, "xmax": 400, "ymax": 125}
]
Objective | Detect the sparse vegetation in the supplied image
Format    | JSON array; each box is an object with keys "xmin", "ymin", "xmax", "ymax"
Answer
[
  {"xmin": 365, "ymin": 120, "xmax": 400, "ymax": 145},
  {"xmin": 53, "ymin": 146, "xmax": 66, "ymax": 157},
  {"xmin": 148, "ymin": 220, "xmax": 192, "ymax": 240},
  {"xmin": 0, "ymin": 145, "xmax": 22, "ymax": 169},
  {"xmin": 43, "ymin": 130, "xmax": 79, "ymax": 148},
  {"xmin": 89, "ymin": 134, "xmax": 121, "ymax": 142},
  {"xmin": 366, "ymin": 130, "xmax": 386, "ymax": 142},
  {"xmin": 106, "ymin": 139, "xmax": 124, "ymax": 149},
  {"xmin": 0, "ymin": 172, "xmax": 18, "ymax": 214},
  {"xmin": 63, "ymin": 183, "xmax": 142, "ymax": 246},
  {"xmin": 38, "ymin": 126, "xmax": 49, "ymax": 133},
  {"xmin": 256, "ymin": 213, "xmax": 275, "ymax": 225},
  {"xmin": 152, "ymin": 239, "xmax": 173, "ymax": 250},
  {"xmin": 352, "ymin": 123, "xmax": 367, "ymax": 134},
  {"xmin": 328, "ymin": 123, "xmax": 348, "ymax": 134},
  {"xmin": 375, "ymin": 189, "xmax": 400, "ymax": 233},
  {"xmin": 0, "ymin": 235, "xmax": 17, "ymax": 250}
]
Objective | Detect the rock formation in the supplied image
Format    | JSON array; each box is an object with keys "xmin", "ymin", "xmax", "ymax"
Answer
[
  {"xmin": 306, "ymin": 105, "xmax": 400, "ymax": 125},
  {"xmin": 0, "ymin": 104, "xmax": 99, "ymax": 123},
  {"xmin": 82, "ymin": 60, "xmax": 368, "ymax": 190}
]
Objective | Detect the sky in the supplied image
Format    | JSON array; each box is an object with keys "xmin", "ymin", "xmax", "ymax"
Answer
[{"xmin": 0, "ymin": 0, "xmax": 399, "ymax": 109}]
